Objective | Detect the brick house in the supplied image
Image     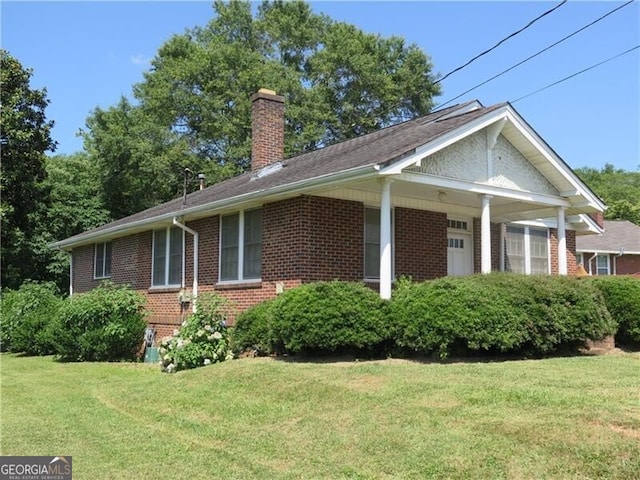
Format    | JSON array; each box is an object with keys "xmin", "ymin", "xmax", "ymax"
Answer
[
  {"xmin": 576, "ymin": 220, "xmax": 640, "ymax": 275},
  {"xmin": 53, "ymin": 89, "xmax": 606, "ymax": 338}
]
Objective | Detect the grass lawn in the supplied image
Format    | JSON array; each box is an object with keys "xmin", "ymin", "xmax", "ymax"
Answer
[{"xmin": 1, "ymin": 353, "xmax": 639, "ymax": 479}]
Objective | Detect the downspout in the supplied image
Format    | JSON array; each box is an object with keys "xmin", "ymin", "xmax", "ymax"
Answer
[
  {"xmin": 58, "ymin": 247, "xmax": 73, "ymax": 296},
  {"xmin": 587, "ymin": 252, "xmax": 598, "ymax": 275},
  {"xmin": 173, "ymin": 217, "xmax": 198, "ymax": 313},
  {"xmin": 68, "ymin": 250, "xmax": 73, "ymax": 296}
]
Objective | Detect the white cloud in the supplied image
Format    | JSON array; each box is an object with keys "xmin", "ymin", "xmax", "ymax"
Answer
[{"xmin": 130, "ymin": 54, "xmax": 151, "ymax": 66}]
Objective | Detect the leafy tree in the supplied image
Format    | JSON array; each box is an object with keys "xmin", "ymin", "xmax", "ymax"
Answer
[
  {"xmin": 576, "ymin": 164, "xmax": 640, "ymax": 225},
  {"xmin": 82, "ymin": 0, "xmax": 440, "ymax": 219},
  {"xmin": 39, "ymin": 153, "xmax": 112, "ymax": 292},
  {"xmin": 1, "ymin": 50, "xmax": 56, "ymax": 290}
]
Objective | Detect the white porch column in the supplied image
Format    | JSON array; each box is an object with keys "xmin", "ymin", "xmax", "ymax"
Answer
[
  {"xmin": 557, "ymin": 206, "xmax": 567, "ymax": 275},
  {"xmin": 481, "ymin": 194, "xmax": 492, "ymax": 273},
  {"xmin": 379, "ymin": 179, "xmax": 393, "ymax": 299}
]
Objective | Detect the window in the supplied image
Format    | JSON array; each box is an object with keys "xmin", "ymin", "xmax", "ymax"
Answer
[
  {"xmin": 448, "ymin": 219, "xmax": 469, "ymax": 231},
  {"xmin": 576, "ymin": 253, "xmax": 584, "ymax": 266},
  {"xmin": 364, "ymin": 207, "xmax": 394, "ymax": 279},
  {"xmin": 596, "ymin": 254, "xmax": 610, "ymax": 275},
  {"xmin": 94, "ymin": 241, "xmax": 112, "ymax": 278},
  {"xmin": 504, "ymin": 226, "xmax": 525, "ymax": 274},
  {"xmin": 529, "ymin": 229, "xmax": 549, "ymax": 275},
  {"xmin": 152, "ymin": 227, "xmax": 183, "ymax": 287},
  {"xmin": 504, "ymin": 225, "xmax": 549, "ymax": 274},
  {"xmin": 448, "ymin": 238, "xmax": 465, "ymax": 249},
  {"xmin": 220, "ymin": 209, "xmax": 262, "ymax": 282}
]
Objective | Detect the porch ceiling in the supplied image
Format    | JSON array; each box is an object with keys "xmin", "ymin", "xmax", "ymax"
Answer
[{"xmin": 315, "ymin": 174, "xmax": 594, "ymax": 228}]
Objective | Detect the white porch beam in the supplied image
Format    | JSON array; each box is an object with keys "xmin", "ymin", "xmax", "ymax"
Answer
[
  {"xmin": 397, "ymin": 172, "xmax": 570, "ymax": 207},
  {"xmin": 481, "ymin": 194, "xmax": 492, "ymax": 274},
  {"xmin": 379, "ymin": 179, "xmax": 393, "ymax": 300},
  {"xmin": 557, "ymin": 207, "xmax": 567, "ymax": 275}
]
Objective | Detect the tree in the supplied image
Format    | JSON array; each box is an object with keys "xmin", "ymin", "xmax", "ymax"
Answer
[
  {"xmin": 39, "ymin": 153, "xmax": 112, "ymax": 292},
  {"xmin": 1, "ymin": 50, "xmax": 56, "ymax": 290},
  {"xmin": 576, "ymin": 164, "xmax": 640, "ymax": 225},
  {"xmin": 82, "ymin": 0, "xmax": 440, "ymax": 219}
]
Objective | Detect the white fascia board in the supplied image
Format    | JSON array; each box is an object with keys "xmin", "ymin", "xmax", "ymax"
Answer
[
  {"xmin": 503, "ymin": 106, "xmax": 606, "ymax": 212},
  {"xmin": 576, "ymin": 248, "xmax": 640, "ymax": 255},
  {"xmin": 379, "ymin": 107, "xmax": 510, "ymax": 175},
  {"xmin": 575, "ymin": 213, "xmax": 604, "ymax": 235},
  {"xmin": 52, "ymin": 164, "xmax": 378, "ymax": 250},
  {"xmin": 398, "ymin": 171, "xmax": 571, "ymax": 207}
]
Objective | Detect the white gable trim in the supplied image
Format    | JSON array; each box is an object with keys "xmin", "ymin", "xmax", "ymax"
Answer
[
  {"xmin": 501, "ymin": 106, "xmax": 605, "ymax": 211},
  {"xmin": 378, "ymin": 107, "xmax": 510, "ymax": 175},
  {"xmin": 379, "ymin": 104, "xmax": 605, "ymax": 214}
]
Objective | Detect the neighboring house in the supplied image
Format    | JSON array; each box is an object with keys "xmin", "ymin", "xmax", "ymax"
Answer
[
  {"xmin": 576, "ymin": 220, "xmax": 640, "ymax": 275},
  {"xmin": 53, "ymin": 89, "xmax": 606, "ymax": 338}
]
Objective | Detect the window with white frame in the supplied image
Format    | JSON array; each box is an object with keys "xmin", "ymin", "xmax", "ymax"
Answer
[
  {"xmin": 504, "ymin": 225, "xmax": 549, "ymax": 274},
  {"xmin": 220, "ymin": 208, "xmax": 262, "ymax": 282},
  {"xmin": 364, "ymin": 207, "xmax": 394, "ymax": 279},
  {"xmin": 596, "ymin": 254, "xmax": 610, "ymax": 275},
  {"xmin": 576, "ymin": 253, "xmax": 584, "ymax": 266},
  {"xmin": 152, "ymin": 227, "xmax": 183, "ymax": 287},
  {"xmin": 94, "ymin": 241, "xmax": 112, "ymax": 279}
]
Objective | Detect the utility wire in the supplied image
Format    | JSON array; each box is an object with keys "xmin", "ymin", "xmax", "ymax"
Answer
[
  {"xmin": 437, "ymin": 0, "xmax": 635, "ymax": 109},
  {"xmin": 511, "ymin": 45, "xmax": 639, "ymax": 103},
  {"xmin": 435, "ymin": 0, "xmax": 567, "ymax": 85}
]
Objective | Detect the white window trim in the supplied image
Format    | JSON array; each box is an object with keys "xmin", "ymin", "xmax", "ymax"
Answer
[
  {"xmin": 93, "ymin": 241, "xmax": 112, "ymax": 279},
  {"xmin": 363, "ymin": 206, "xmax": 395, "ymax": 282},
  {"xmin": 151, "ymin": 227, "xmax": 184, "ymax": 288},
  {"xmin": 218, "ymin": 209, "xmax": 262, "ymax": 284},
  {"xmin": 504, "ymin": 225, "xmax": 550, "ymax": 275}
]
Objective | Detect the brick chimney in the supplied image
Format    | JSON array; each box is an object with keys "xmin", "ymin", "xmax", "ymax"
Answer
[{"xmin": 251, "ymin": 88, "xmax": 285, "ymax": 172}]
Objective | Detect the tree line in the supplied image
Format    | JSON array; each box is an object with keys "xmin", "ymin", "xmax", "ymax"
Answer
[{"xmin": 1, "ymin": 0, "xmax": 638, "ymax": 294}]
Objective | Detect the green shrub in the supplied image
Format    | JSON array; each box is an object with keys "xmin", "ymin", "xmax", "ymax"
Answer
[
  {"xmin": 51, "ymin": 282, "xmax": 147, "ymax": 361},
  {"xmin": 589, "ymin": 276, "xmax": 640, "ymax": 345},
  {"xmin": 269, "ymin": 281, "xmax": 392, "ymax": 355},
  {"xmin": 232, "ymin": 299, "xmax": 278, "ymax": 356},
  {"xmin": 391, "ymin": 274, "xmax": 615, "ymax": 358},
  {"xmin": 0, "ymin": 282, "xmax": 63, "ymax": 355},
  {"xmin": 159, "ymin": 292, "xmax": 233, "ymax": 373}
]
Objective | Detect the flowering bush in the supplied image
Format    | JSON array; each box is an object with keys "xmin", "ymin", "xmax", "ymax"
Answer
[{"xmin": 159, "ymin": 293, "xmax": 234, "ymax": 373}]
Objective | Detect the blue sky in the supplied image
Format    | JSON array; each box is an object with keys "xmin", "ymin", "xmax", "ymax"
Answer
[{"xmin": 2, "ymin": 1, "xmax": 639, "ymax": 171}]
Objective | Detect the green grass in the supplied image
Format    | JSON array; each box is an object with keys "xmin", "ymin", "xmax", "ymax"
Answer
[{"xmin": 1, "ymin": 354, "xmax": 639, "ymax": 479}]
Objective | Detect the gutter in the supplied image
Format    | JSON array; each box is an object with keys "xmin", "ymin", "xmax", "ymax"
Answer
[
  {"xmin": 52, "ymin": 164, "xmax": 377, "ymax": 250},
  {"xmin": 172, "ymin": 217, "xmax": 198, "ymax": 313}
]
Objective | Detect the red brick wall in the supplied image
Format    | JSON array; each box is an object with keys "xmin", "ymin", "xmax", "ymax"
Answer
[
  {"xmin": 72, "ymin": 244, "xmax": 102, "ymax": 293},
  {"xmin": 616, "ymin": 255, "xmax": 640, "ymax": 275},
  {"xmin": 549, "ymin": 228, "xmax": 577, "ymax": 275},
  {"xmin": 300, "ymin": 196, "xmax": 364, "ymax": 281},
  {"xmin": 395, "ymin": 208, "xmax": 447, "ymax": 280}
]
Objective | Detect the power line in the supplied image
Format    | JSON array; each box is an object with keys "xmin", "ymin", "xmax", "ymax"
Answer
[
  {"xmin": 437, "ymin": 0, "xmax": 635, "ymax": 109},
  {"xmin": 511, "ymin": 45, "xmax": 640, "ymax": 104},
  {"xmin": 435, "ymin": 0, "xmax": 567, "ymax": 85}
]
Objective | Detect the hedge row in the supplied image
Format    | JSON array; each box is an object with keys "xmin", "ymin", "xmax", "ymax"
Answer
[
  {"xmin": 1, "ymin": 281, "xmax": 147, "ymax": 361},
  {"xmin": 233, "ymin": 275, "xmax": 638, "ymax": 359}
]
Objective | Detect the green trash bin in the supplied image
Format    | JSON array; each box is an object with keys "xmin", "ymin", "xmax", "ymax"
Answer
[{"xmin": 144, "ymin": 347, "xmax": 159, "ymax": 364}]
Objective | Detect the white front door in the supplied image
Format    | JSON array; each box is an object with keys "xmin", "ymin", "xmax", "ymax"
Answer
[{"xmin": 447, "ymin": 233, "xmax": 473, "ymax": 276}]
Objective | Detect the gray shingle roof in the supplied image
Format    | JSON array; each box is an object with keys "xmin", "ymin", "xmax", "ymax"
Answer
[
  {"xmin": 55, "ymin": 101, "xmax": 506, "ymax": 247},
  {"xmin": 576, "ymin": 220, "xmax": 640, "ymax": 254}
]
